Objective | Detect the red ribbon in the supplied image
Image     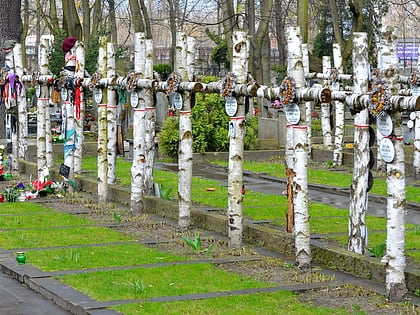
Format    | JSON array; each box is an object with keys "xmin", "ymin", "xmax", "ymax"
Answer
[{"xmin": 75, "ymin": 87, "xmax": 81, "ymax": 120}]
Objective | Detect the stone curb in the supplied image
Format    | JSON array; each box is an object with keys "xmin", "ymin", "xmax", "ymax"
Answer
[{"xmin": 17, "ymin": 160, "xmax": 420, "ymax": 293}]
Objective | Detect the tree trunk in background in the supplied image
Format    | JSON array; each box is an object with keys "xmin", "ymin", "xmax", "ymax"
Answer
[
  {"xmin": 297, "ymin": 0, "xmax": 308, "ymax": 43},
  {"xmin": 0, "ymin": 0, "xmax": 22, "ymax": 138},
  {"xmin": 62, "ymin": 0, "xmax": 82, "ymax": 38},
  {"xmin": 107, "ymin": 0, "xmax": 118, "ymax": 44}
]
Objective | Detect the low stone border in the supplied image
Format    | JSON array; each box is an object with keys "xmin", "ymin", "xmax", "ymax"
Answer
[{"xmin": 17, "ymin": 160, "xmax": 420, "ymax": 293}]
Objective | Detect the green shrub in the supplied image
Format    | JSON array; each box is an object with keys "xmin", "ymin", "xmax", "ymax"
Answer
[
  {"xmin": 153, "ymin": 64, "xmax": 172, "ymax": 80},
  {"xmin": 158, "ymin": 92, "xmax": 258, "ymax": 158}
]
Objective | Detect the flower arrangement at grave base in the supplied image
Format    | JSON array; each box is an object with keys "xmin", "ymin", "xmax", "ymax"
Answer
[
  {"xmin": 0, "ymin": 144, "xmax": 12, "ymax": 181},
  {"xmin": 52, "ymin": 125, "xmax": 64, "ymax": 143},
  {"xmin": 0, "ymin": 176, "xmax": 76, "ymax": 202}
]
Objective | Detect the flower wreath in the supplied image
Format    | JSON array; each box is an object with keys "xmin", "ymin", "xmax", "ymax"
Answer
[
  {"xmin": 278, "ymin": 76, "xmax": 296, "ymax": 106},
  {"xmin": 220, "ymin": 72, "xmax": 237, "ymax": 98},
  {"xmin": 411, "ymin": 70, "xmax": 420, "ymax": 85},
  {"xmin": 166, "ymin": 72, "xmax": 181, "ymax": 94},
  {"xmin": 368, "ymin": 79, "xmax": 391, "ymax": 117}
]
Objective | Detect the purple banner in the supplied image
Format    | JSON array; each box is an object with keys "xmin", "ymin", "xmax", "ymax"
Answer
[{"xmin": 398, "ymin": 43, "xmax": 419, "ymax": 60}]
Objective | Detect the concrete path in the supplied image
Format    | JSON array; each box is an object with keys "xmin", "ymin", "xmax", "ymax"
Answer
[{"xmin": 0, "ymin": 272, "xmax": 71, "ymax": 314}]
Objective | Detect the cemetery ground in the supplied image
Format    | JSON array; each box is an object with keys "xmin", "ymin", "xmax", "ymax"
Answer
[{"xmin": 0, "ymin": 154, "xmax": 419, "ymax": 314}]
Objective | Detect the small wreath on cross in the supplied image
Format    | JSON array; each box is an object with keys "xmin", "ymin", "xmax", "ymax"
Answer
[
  {"xmin": 329, "ymin": 68, "xmax": 338, "ymax": 82},
  {"xmin": 126, "ymin": 71, "xmax": 137, "ymax": 91},
  {"xmin": 166, "ymin": 72, "xmax": 181, "ymax": 94},
  {"xmin": 411, "ymin": 70, "xmax": 420, "ymax": 85},
  {"xmin": 89, "ymin": 72, "xmax": 101, "ymax": 90},
  {"xmin": 278, "ymin": 76, "xmax": 296, "ymax": 106},
  {"xmin": 220, "ymin": 72, "xmax": 237, "ymax": 98},
  {"xmin": 368, "ymin": 79, "xmax": 391, "ymax": 117}
]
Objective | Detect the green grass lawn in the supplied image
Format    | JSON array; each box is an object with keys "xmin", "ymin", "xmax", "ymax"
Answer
[
  {"xmin": 112, "ymin": 291, "xmax": 351, "ymax": 315},
  {"xmin": 28, "ymin": 243, "xmax": 188, "ymax": 271},
  {"xmin": 78, "ymin": 156, "xmax": 419, "ymax": 264}
]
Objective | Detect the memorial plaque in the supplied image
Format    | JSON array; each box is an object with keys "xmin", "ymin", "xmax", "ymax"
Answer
[
  {"xmin": 130, "ymin": 91, "xmax": 139, "ymax": 108},
  {"xmin": 225, "ymin": 97, "xmax": 238, "ymax": 117},
  {"xmin": 379, "ymin": 138, "xmax": 395, "ymax": 163},
  {"xmin": 285, "ymin": 103, "xmax": 300, "ymax": 125},
  {"xmin": 60, "ymin": 88, "xmax": 67, "ymax": 101},
  {"xmin": 173, "ymin": 92, "xmax": 183, "ymax": 110},
  {"xmin": 59, "ymin": 163, "xmax": 70, "ymax": 179},
  {"xmin": 376, "ymin": 113, "xmax": 393, "ymax": 137},
  {"xmin": 94, "ymin": 88, "xmax": 103, "ymax": 103}
]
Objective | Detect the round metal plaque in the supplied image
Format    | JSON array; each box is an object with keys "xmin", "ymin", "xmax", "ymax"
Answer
[
  {"xmin": 409, "ymin": 111, "xmax": 417, "ymax": 121},
  {"xmin": 407, "ymin": 119, "xmax": 414, "ymax": 129},
  {"xmin": 225, "ymin": 97, "xmax": 238, "ymax": 117},
  {"xmin": 379, "ymin": 137, "xmax": 395, "ymax": 163},
  {"xmin": 60, "ymin": 88, "xmax": 68, "ymax": 101},
  {"xmin": 94, "ymin": 88, "xmax": 103, "ymax": 103},
  {"xmin": 173, "ymin": 92, "xmax": 183, "ymax": 110},
  {"xmin": 130, "ymin": 91, "xmax": 139, "ymax": 108},
  {"xmin": 285, "ymin": 103, "xmax": 300, "ymax": 125},
  {"xmin": 376, "ymin": 113, "xmax": 393, "ymax": 137}
]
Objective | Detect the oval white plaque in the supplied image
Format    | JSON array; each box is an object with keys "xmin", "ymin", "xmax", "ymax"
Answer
[
  {"xmin": 225, "ymin": 97, "xmax": 238, "ymax": 117},
  {"xmin": 94, "ymin": 88, "xmax": 103, "ymax": 103},
  {"xmin": 130, "ymin": 91, "xmax": 138, "ymax": 108},
  {"xmin": 376, "ymin": 113, "xmax": 393, "ymax": 137},
  {"xmin": 173, "ymin": 92, "xmax": 183, "ymax": 110},
  {"xmin": 379, "ymin": 137, "xmax": 395, "ymax": 163},
  {"xmin": 285, "ymin": 103, "xmax": 300, "ymax": 125},
  {"xmin": 60, "ymin": 88, "xmax": 67, "ymax": 101}
]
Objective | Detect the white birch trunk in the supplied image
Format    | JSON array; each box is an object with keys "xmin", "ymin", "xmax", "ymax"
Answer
[
  {"xmin": 287, "ymin": 26, "xmax": 311, "ymax": 271},
  {"xmin": 74, "ymin": 42, "xmax": 85, "ymax": 174},
  {"xmin": 130, "ymin": 95, "xmax": 146, "ymax": 215},
  {"xmin": 97, "ymin": 37, "xmax": 108, "ymax": 204},
  {"xmin": 321, "ymin": 56, "xmax": 332, "ymax": 149},
  {"xmin": 293, "ymin": 125, "xmax": 311, "ymax": 270},
  {"xmin": 177, "ymin": 33, "xmax": 194, "ymax": 229},
  {"xmin": 383, "ymin": 113, "xmax": 407, "ymax": 302},
  {"xmin": 37, "ymin": 38, "xmax": 50, "ymax": 180},
  {"xmin": 302, "ymin": 45, "xmax": 312, "ymax": 157},
  {"xmin": 228, "ymin": 30, "xmax": 248, "ymax": 248},
  {"xmin": 130, "ymin": 32, "xmax": 146, "ymax": 215},
  {"xmin": 348, "ymin": 33, "xmax": 370, "ymax": 254},
  {"xmin": 332, "ymin": 43, "xmax": 345, "ymax": 166},
  {"xmin": 14, "ymin": 44, "xmax": 27, "ymax": 164},
  {"xmin": 414, "ymin": 113, "xmax": 420, "ymax": 179},
  {"xmin": 107, "ymin": 42, "xmax": 117, "ymax": 185},
  {"xmin": 46, "ymin": 104, "xmax": 53, "ymax": 169},
  {"xmin": 144, "ymin": 39, "xmax": 156, "ymax": 195}
]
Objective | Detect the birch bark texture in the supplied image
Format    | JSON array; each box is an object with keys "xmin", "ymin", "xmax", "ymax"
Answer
[
  {"xmin": 379, "ymin": 26, "xmax": 408, "ymax": 302},
  {"xmin": 74, "ymin": 42, "xmax": 85, "ymax": 174},
  {"xmin": 287, "ymin": 26, "xmax": 311, "ymax": 271},
  {"xmin": 176, "ymin": 32, "xmax": 193, "ymax": 230},
  {"xmin": 107, "ymin": 42, "xmax": 117, "ymax": 185},
  {"xmin": 321, "ymin": 56, "xmax": 332, "ymax": 149},
  {"xmin": 14, "ymin": 44, "xmax": 28, "ymax": 166},
  {"xmin": 130, "ymin": 32, "xmax": 146, "ymax": 215},
  {"xmin": 143, "ymin": 39, "xmax": 156, "ymax": 196},
  {"xmin": 301, "ymin": 44, "xmax": 312, "ymax": 157},
  {"xmin": 97, "ymin": 37, "xmax": 108, "ymax": 205},
  {"xmin": 37, "ymin": 38, "xmax": 50, "ymax": 180},
  {"xmin": 227, "ymin": 30, "xmax": 248, "ymax": 248},
  {"xmin": 332, "ymin": 43, "xmax": 345, "ymax": 167},
  {"xmin": 348, "ymin": 33, "xmax": 370, "ymax": 254}
]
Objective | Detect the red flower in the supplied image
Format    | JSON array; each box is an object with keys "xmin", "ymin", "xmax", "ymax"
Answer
[{"xmin": 32, "ymin": 179, "xmax": 46, "ymax": 191}]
